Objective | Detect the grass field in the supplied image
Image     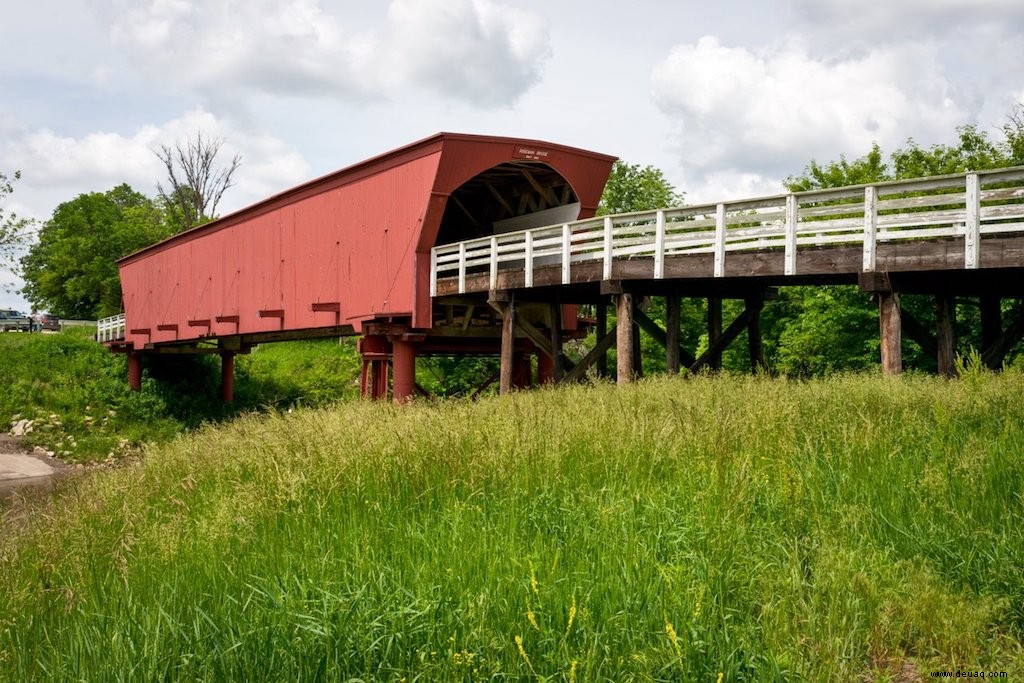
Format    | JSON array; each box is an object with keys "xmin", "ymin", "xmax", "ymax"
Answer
[{"xmin": 1, "ymin": 372, "xmax": 1022, "ymax": 680}]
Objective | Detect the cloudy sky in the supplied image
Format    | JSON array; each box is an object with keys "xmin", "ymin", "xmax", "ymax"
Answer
[{"xmin": 2, "ymin": 0, "xmax": 1023, "ymax": 310}]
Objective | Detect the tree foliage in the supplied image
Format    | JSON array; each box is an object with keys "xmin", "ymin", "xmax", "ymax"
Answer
[
  {"xmin": 21, "ymin": 185, "xmax": 173, "ymax": 319},
  {"xmin": 0, "ymin": 170, "xmax": 34, "ymax": 284},
  {"xmin": 598, "ymin": 161, "xmax": 683, "ymax": 215},
  {"xmin": 774, "ymin": 105, "xmax": 1024, "ymax": 375},
  {"xmin": 156, "ymin": 132, "xmax": 241, "ymax": 232}
]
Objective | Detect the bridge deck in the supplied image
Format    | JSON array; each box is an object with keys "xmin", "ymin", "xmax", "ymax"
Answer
[{"xmin": 431, "ymin": 167, "xmax": 1024, "ymax": 298}]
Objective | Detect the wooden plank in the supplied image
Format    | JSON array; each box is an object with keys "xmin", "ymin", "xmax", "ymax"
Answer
[
  {"xmin": 689, "ymin": 306, "xmax": 751, "ymax": 373},
  {"xmin": 746, "ymin": 292, "xmax": 766, "ymax": 372},
  {"xmin": 666, "ymin": 294, "xmax": 681, "ymax": 374},
  {"xmin": 708, "ymin": 297, "xmax": 723, "ymax": 371},
  {"xmin": 863, "ymin": 186, "xmax": 877, "ymax": 271},
  {"xmin": 499, "ymin": 301, "xmax": 514, "ymax": 394},
  {"xmin": 616, "ymin": 293, "xmax": 634, "ymax": 384},
  {"xmin": 965, "ymin": 173, "xmax": 980, "ymax": 269},
  {"xmin": 714, "ymin": 203, "xmax": 726, "ymax": 277},
  {"xmin": 563, "ymin": 326, "xmax": 617, "ymax": 383},
  {"xmin": 785, "ymin": 194, "xmax": 797, "ymax": 275},
  {"xmin": 879, "ymin": 292, "xmax": 902, "ymax": 375},
  {"xmin": 936, "ymin": 293, "xmax": 957, "ymax": 377},
  {"xmin": 634, "ymin": 304, "xmax": 695, "ymax": 368}
]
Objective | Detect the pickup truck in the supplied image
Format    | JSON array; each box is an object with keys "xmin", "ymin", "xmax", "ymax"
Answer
[{"xmin": 0, "ymin": 309, "xmax": 32, "ymax": 332}]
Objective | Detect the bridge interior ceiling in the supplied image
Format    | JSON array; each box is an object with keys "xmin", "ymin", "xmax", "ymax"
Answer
[{"xmin": 435, "ymin": 162, "xmax": 579, "ymax": 245}]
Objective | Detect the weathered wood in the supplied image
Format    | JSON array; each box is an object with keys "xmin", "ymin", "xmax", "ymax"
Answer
[
  {"xmin": 708, "ymin": 296, "xmax": 723, "ymax": 371},
  {"xmin": 633, "ymin": 304, "xmax": 696, "ymax": 368},
  {"xmin": 981, "ymin": 309, "xmax": 1024, "ymax": 369},
  {"xmin": 616, "ymin": 293, "xmax": 634, "ymax": 384},
  {"xmin": 689, "ymin": 306, "xmax": 751, "ymax": 373},
  {"xmin": 936, "ymin": 293, "xmax": 957, "ymax": 377},
  {"xmin": 899, "ymin": 307, "xmax": 938, "ymax": 359},
  {"xmin": 596, "ymin": 303, "xmax": 608, "ymax": 379},
  {"xmin": 878, "ymin": 292, "xmax": 902, "ymax": 375},
  {"xmin": 666, "ymin": 294, "xmax": 681, "ymax": 374},
  {"xmin": 746, "ymin": 292, "xmax": 766, "ymax": 372},
  {"xmin": 632, "ymin": 316, "xmax": 643, "ymax": 378},
  {"xmin": 550, "ymin": 302, "xmax": 564, "ymax": 382},
  {"xmin": 563, "ymin": 326, "xmax": 617, "ymax": 383},
  {"xmin": 499, "ymin": 300, "xmax": 514, "ymax": 394},
  {"xmin": 980, "ymin": 296, "xmax": 1001, "ymax": 367}
]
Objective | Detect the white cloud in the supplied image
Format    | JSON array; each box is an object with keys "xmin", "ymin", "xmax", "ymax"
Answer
[
  {"xmin": 386, "ymin": 0, "xmax": 550, "ymax": 105},
  {"xmin": 791, "ymin": 0, "xmax": 1024, "ymax": 35},
  {"xmin": 1, "ymin": 108, "xmax": 311, "ymax": 221},
  {"xmin": 97, "ymin": 0, "xmax": 549, "ymax": 106},
  {"xmin": 651, "ymin": 36, "xmax": 967, "ymax": 179}
]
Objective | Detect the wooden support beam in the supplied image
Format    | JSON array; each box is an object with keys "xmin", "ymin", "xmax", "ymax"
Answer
[
  {"xmin": 563, "ymin": 326, "xmax": 618, "ymax": 383},
  {"xmin": 878, "ymin": 292, "xmax": 902, "ymax": 375},
  {"xmin": 596, "ymin": 303, "xmax": 609, "ymax": 379},
  {"xmin": 980, "ymin": 296, "xmax": 1001, "ymax": 368},
  {"xmin": 899, "ymin": 306, "xmax": 937, "ymax": 359},
  {"xmin": 708, "ymin": 296, "xmax": 723, "ymax": 371},
  {"xmin": 514, "ymin": 317, "xmax": 576, "ymax": 373},
  {"xmin": 520, "ymin": 169, "xmax": 558, "ymax": 207},
  {"xmin": 746, "ymin": 292, "xmax": 766, "ymax": 373},
  {"xmin": 936, "ymin": 293, "xmax": 956, "ymax": 378},
  {"xmin": 666, "ymin": 294, "xmax": 681, "ymax": 374},
  {"xmin": 550, "ymin": 302, "xmax": 563, "ymax": 382},
  {"xmin": 461, "ymin": 304, "xmax": 475, "ymax": 331},
  {"xmin": 633, "ymin": 305, "xmax": 696, "ymax": 368},
  {"xmin": 499, "ymin": 300, "xmax": 515, "ymax": 394},
  {"xmin": 128, "ymin": 353, "xmax": 142, "ymax": 391},
  {"xmin": 484, "ymin": 181, "xmax": 515, "ymax": 217},
  {"xmin": 690, "ymin": 306, "xmax": 751, "ymax": 373},
  {"xmin": 616, "ymin": 293, "xmax": 635, "ymax": 384},
  {"xmin": 632, "ymin": 316, "xmax": 643, "ymax": 379},
  {"xmin": 982, "ymin": 309, "xmax": 1024, "ymax": 369},
  {"xmin": 220, "ymin": 352, "xmax": 235, "ymax": 404}
]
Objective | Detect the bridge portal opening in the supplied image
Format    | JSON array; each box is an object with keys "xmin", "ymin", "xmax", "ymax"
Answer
[{"xmin": 435, "ymin": 162, "xmax": 580, "ymax": 245}]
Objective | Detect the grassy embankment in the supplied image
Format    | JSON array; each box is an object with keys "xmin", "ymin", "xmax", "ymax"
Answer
[
  {"xmin": 1, "ymin": 372, "xmax": 1022, "ymax": 680},
  {"xmin": 0, "ymin": 329, "xmax": 362, "ymax": 461}
]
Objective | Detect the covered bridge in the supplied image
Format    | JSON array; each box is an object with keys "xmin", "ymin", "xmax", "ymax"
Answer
[{"xmin": 109, "ymin": 133, "xmax": 617, "ymax": 401}]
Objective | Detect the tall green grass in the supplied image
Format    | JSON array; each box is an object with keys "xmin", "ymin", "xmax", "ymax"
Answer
[
  {"xmin": 0, "ymin": 332, "xmax": 362, "ymax": 461},
  {"xmin": 1, "ymin": 374, "xmax": 1022, "ymax": 680}
]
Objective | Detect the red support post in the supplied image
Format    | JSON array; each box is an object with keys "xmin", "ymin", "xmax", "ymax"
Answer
[
  {"xmin": 127, "ymin": 353, "xmax": 142, "ymax": 391},
  {"xmin": 359, "ymin": 335, "xmax": 391, "ymax": 400},
  {"xmin": 392, "ymin": 338, "xmax": 417, "ymax": 404},
  {"xmin": 537, "ymin": 350, "xmax": 555, "ymax": 385},
  {"xmin": 220, "ymin": 352, "xmax": 235, "ymax": 404}
]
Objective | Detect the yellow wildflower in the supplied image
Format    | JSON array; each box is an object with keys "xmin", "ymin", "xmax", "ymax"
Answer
[
  {"xmin": 570, "ymin": 659, "xmax": 578, "ymax": 683},
  {"xmin": 527, "ymin": 605, "xmax": 540, "ymax": 631},
  {"xmin": 665, "ymin": 621, "xmax": 682, "ymax": 658},
  {"xmin": 564, "ymin": 595, "xmax": 577, "ymax": 639},
  {"xmin": 514, "ymin": 634, "xmax": 535, "ymax": 673}
]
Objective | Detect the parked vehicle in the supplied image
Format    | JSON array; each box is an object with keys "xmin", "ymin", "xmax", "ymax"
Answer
[
  {"xmin": 32, "ymin": 313, "xmax": 60, "ymax": 332},
  {"xmin": 0, "ymin": 309, "xmax": 32, "ymax": 332}
]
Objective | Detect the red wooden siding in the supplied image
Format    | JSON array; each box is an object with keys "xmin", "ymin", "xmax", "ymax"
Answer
[{"xmin": 117, "ymin": 134, "xmax": 616, "ymax": 348}]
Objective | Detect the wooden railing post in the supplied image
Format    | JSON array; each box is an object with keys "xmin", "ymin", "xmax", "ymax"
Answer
[
  {"xmin": 784, "ymin": 194, "xmax": 797, "ymax": 275},
  {"xmin": 654, "ymin": 210, "xmax": 666, "ymax": 279},
  {"xmin": 489, "ymin": 236, "xmax": 498, "ymax": 290},
  {"xmin": 603, "ymin": 216, "xmax": 613, "ymax": 280},
  {"xmin": 965, "ymin": 173, "xmax": 980, "ymax": 269},
  {"xmin": 714, "ymin": 203, "xmax": 726, "ymax": 277},
  {"xmin": 862, "ymin": 186, "xmax": 877, "ymax": 272},
  {"xmin": 561, "ymin": 224, "xmax": 571, "ymax": 285}
]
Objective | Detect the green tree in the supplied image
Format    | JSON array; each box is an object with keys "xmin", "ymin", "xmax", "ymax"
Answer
[
  {"xmin": 0, "ymin": 171, "xmax": 34, "ymax": 286},
  {"xmin": 775, "ymin": 109, "xmax": 1023, "ymax": 375},
  {"xmin": 597, "ymin": 161, "xmax": 684, "ymax": 216},
  {"xmin": 21, "ymin": 185, "xmax": 173, "ymax": 319}
]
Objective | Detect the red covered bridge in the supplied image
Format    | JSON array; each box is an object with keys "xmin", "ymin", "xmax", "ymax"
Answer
[{"xmin": 102, "ymin": 133, "xmax": 617, "ymax": 401}]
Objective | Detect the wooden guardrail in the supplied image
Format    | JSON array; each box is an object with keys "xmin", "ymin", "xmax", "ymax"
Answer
[
  {"xmin": 96, "ymin": 314, "xmax": 126, "ymax": 342},
  {"xmin": 431, "ymin": 166, "xmax": 1024, "ymax": 295}
]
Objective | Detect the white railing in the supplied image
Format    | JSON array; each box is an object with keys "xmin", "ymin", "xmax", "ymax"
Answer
[
  {"xmin": 430, "ymin": 167, "xmax": 1024, "ymax": 295},
  {"xmin": 96, "ymin": 313, "xmax": 126, "ymax": 342}
]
